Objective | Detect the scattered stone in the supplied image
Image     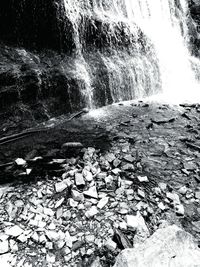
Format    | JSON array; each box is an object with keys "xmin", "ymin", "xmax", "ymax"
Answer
[
  {"xmin": 15, "ymin": 158, "xmax": 26, "ymax": 166},
  {"xmin": 178, "ymin": 186, "xmax": 188, "ymax": 195},
  {"xmin": 55, "ymin": 197, "xmax": 65, "ymax": 209},
  {"xmin": 158, "ymin": 182, "xmax": 167, "ymax": 191},
  {"xmin": 75, "ymin": 173, "xmax": 85, "ymax": 187},
  {"xmin": 195, "ymin": 191, "xmax": 200, "ymax": 200},
  {"xmin": 0, "ymin": 240, "xmax": 9, "ymax": 254},
  {"xmin": 138, "ymin": 189, "xmax": 145, "ymax": 198},
  {"xmin": 158, "ymin": 202, "xmax": 166, "ymax": 211},
  {"xmin": 65, "ymin": 231, "xmax": 73, "ymax": 248},
  {"xmin": 84, "ymin": 186, "xmax": 98, "ymax": 199},
  {"xmin": 122, "ymin": 164, "xmax": 134, "ymax": 171},
  {"xmin": 85, "ymin": 206, "xmax": 99, "ymax": 218},
  {"xmin": 166, "ymin": 192, "xmax": 180, "ymax": 204},
  {"xmin": 175, "ymin": 204, "xmax": 185, "ymax": 216},
  {"xmin": 105, "ymin": 153, "xmax": 116, "ymax": 163},
  {"xmin": 137, "ymin": 176, "xmax": 149, "ymax": 182},
  {"xmin": 105, "ymin": 239, "xmax": 117, "ymax": 251},
  {"xmin": 111, "ymin": 168, "xmax": 121, "ymax": 175},
  {"xmin": 69, "ymin": 198, "xmax": 78, "ymax": 208},
  {"xmin": 55, "ymin": 182, "xmax": 68, "ymax": 193},
  {"xmin": 71, "ymin": 190, "xmax": 84, "ymax": 202},
  {"xmin": 97, "ymin": 197, "xmax": 109, "ymax": 209},
  {"xmin": 126, "ymin": 212, "xmax": 149, "ymax": 244},
  {"xmin": 5, "ymin": 225, "xmax": 24, "ymax": 237},
  {"xmin": 124, "ymin": 155, "xmax": 134, "ymax": 163},
  {"xmin": 82, "ymin": 169, "xmax": 93, "ymax": 182},
  {"xmin": 113, "ymin": 158, "xmax": 121, "ymax": 168},
  {"xmin": 56, "ymin": 207, "xmax": 63, "ymax": 219}
]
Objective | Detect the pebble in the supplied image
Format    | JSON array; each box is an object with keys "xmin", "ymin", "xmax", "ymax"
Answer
[
  {"xmin": 69, "ymin": 198, "xmax": 78, "ymax": 208},
  {"xmin": 124, "ymin": 155, "xmax": 134, "ymax": 163},
  {"xmin": 84, "ymin": 186, "xmax": 98, "ymax": 199},
  {"xmin": 55, "ymin": 197, "xmax": 65, "ymax": 209},
  {"xmin": 195, "ymin": 191, "xmax": 200, "ymax": 200},
  {"xmin": 85, "ymin": 206, "xmax": 99, "ymax": 218},
  {"xmin": 65, "ymin": 231, "xmax": 73, "ymax": 248},
  {"xmin": 122, "ymin": 163, "xmax": 134, "ymax": 171},
  {"xmin": 138, "ymin": 176, "xmax": 149, "ymax": 182},
  {"xmin": 166, "ymin": 192, "xmax": 180, "ymax": 204},
  {"xmin": 15, "ymin": 158, "xmax": 26, "ymax": 166},
  {"xmin": 0, "ymin": 240, "xmax": 9, "ymax": 254},
  {"xmin": 83, "ymin": 169, "xmax": 93, "ymax": 182},
  {"xmin": 158, "ymin": 202, "xmax": 166, "ymax": 210},
  {"xmin": 55, "ymin": 182, "xmax": 68, "ymax": 193},
  {"xmin": 5, "ymin": 225, "xmax": 24, "ymax": 237},
  {"xmin": 138, "ymin": 189, "xmax": 145, "ymax": 198},
  {"xmin": 75, "ymin": 173, "xmax": 85, "ymax": 186},
  {"xmin": 113, "ymin": 158, "xmax": 121, "ymax": 167},
  {"xmin": 175, "ymin": 204, "xmax": 185, "ymax": 216},
  {"xmin": 97, "ymin": 197, "xmax": 109, "ymax": 209},
  {"xmin": 105, "ymin": 239, "xmax": 117, "ymax": 251},
  {"xmin": 71, "ymin": 190, "xmax": 84, "ymax": 202},
  {"xmin": 105, "ymin": 153, "xmax": 116, "ymax": 163},
  {"xmin": 178, "ymin": 186, "xmax": 188, "ymax": 195}
]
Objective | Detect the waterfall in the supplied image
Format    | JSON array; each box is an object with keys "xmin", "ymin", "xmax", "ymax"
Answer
[
  {"xmin": 124, "ymin": 0, "xmax": 200, "ymax": 103},
  {"xmin": 62, "ymin": 0, "xmax": 200, "ymax": 107}
]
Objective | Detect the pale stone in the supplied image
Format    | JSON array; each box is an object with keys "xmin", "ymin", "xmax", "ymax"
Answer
[
  {"xmin": 85, "ymin": 206, "xmax": 99, "ymax": 218},
  {"xmin": 175, "ymin": 204, "xmax": 185, "ymax": 216},
  {"xmin": 84, "ymin": 186, "xmax": 98, "ymax": 199},
  {"xmin": 105, "ymin": 239, "xmax": 117, "ymax": 251},
  {"xmin": 65, "ymin": 231, "xmax": 73, "ymax": 248},
  {"xmin": 15, "ymin": 158, "xmax": 26, "ymax": 166},
  {"xmin": 114, "ymin": 225, "xmax": 200, "ymax": 267},
  {"xmin": 75, "ymin": 173, "xmax": 85, "ymax": 186},
  {"xmin": 137, "ymin": 176, "xmax": 149, "ymax": 182},
  {"xmin": 0, "ymin": 240, "xmax": 9, "ymax": 254},
  {"xmin": 71, "ymin": 190, "xmax": 84, "ymax": 202},
  {"xmin": 55, "ymin": 182, "xmax": 68, "ymax": 193},
  {"xmin": 97, "ymin": 197, "xmax": 109, "ymax": 209},
  {"xmin": 83, "ymin": 169, "xmax": 93, "ymax": 182},
  {"xmin": 126, "ymin": 212, "xmax": 149, "ymax": 244},
  {"xmin": 55, "ymin": 197, "xmax": 65, "ymax": 209},
  {"xmin": 158, "ymin": 202, "xmax": 166, "ymax": 210},
  {"xmin": 166, "ymin": 192, "xmax": 180, "ymax": 204},
  {"xmin": 5, "ymin": 225, "xmax": 24, "ymax": 237},
  {"xmin": 69, "ymin": 198, "xmax": 78, "ymax": 208}
]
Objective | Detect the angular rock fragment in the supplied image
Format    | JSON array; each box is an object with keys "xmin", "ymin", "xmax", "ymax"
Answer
[
  {"xmin": 84, "ymin": 186, "xmax": 98, "ymax": 199},
  {"xmin": 75, "ymin": 173, "xmax": 85, "ymax": 187},
  {"xmin": 97, "ymin": 197, "xmax": 109, "ymax": 209},
  {"xmin": 55, "ymin": 182, "xmax": 68, "ymax": 193},
  {"xmin": 0, "ymin": 240, "xmax": 9, "ymax": 254},
  {"xmin": 114, "ymin": 225, "xmax": 200, "ymax": 267},
  {"xmin": 85, "ymin": 206, "xmax": 99, "ymax": 218},
  {"xmin": 71, "ymin": 190, "xmax": 84, "ymax": 202},
  {"xmin": 5, "ymin": 225, "xmax": 24, "ymax": 237}
]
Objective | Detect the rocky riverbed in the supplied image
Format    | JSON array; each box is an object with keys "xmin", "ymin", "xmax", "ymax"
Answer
[{"xmin": 1, "ymin": 100, "xmax": 200, "ymax": 266}]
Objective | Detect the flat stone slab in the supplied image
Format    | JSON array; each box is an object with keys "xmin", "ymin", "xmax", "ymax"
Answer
[{"xmin": 114, "ymin": 225, "xmax": 200, "ymax": 267}]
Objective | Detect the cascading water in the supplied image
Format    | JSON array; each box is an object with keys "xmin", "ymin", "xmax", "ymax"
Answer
[
  {"xmin": 62, "ymin": 0, "xmax": 200, "ymax": 107},
  {"xmin": 124, "ymin": 0, "xmax": 200, "ymax": 103}
]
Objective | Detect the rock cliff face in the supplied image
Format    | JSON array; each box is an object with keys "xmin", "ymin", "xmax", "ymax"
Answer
[
  {"xmin": 189, "ymin": 1, "xmax": 200, "ymax": 57},
  {"xmin": 0, "ymin": 0, "xmax": 161, "ymax": 122}
]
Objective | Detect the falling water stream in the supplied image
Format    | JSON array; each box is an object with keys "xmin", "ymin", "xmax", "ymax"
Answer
[
  {"xmin": 63, "ymin": 0, "xmax": 200, "ymax": 107},
  {"xmin": 125, "ymin": 0, "xmax": 200, "ymax": 103}
]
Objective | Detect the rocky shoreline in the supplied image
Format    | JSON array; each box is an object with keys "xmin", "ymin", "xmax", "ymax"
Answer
[{"xmin": 0, "ymin": 101, "xmax": 200, "ymax": 266}]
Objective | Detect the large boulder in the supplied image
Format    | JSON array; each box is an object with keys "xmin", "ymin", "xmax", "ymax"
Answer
[{"xmin": 114, "ymin": 225, "xmax": 200, "ymax": 267}]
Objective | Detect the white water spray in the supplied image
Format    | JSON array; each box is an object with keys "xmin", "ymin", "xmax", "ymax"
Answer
[
  {"xmin": 63, "ymin": 0, "xmax": 200, "ymax": 106},
  {"xmin": 124, "ymin": 0, "xmax": 200, "ymax": 103}
]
